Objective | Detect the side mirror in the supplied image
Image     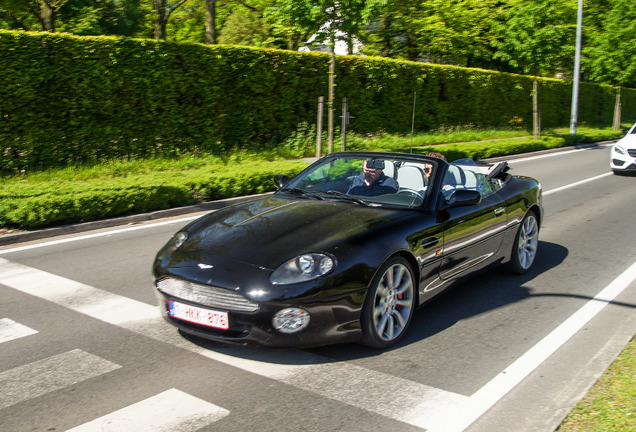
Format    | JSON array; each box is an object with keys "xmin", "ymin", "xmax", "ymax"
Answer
[
  {"xmin": 274, "ymin": 174, "xmax": 289, "ymax": 189},
  {"xmin": 442, "ymin": 189, "xmax": 481, "ymax": 209}
]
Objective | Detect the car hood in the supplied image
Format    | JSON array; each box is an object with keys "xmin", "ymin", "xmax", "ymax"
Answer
[
  {"xmin": 617, "ymin": 132, "xmax": 636, "ymax": 149},
  {"xmin": 178, "ymin": 195, "xmax": 411, "ymax": 269}
]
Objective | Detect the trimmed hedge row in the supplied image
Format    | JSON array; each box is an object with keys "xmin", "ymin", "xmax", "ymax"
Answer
[
  {"xmin": 0, "ymin": 160, "xmax": 308, "ymax": 228},
  {"xmin": 1, "ymin": 30, "xmax": 635, "ymax": 172}
]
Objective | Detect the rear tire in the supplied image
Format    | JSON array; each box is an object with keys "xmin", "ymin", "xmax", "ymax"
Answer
[
  {"xmin": 506, "ymin": 211, "xmax": 539, "ymax": 275},
  {"xmin": 361, "ymin": 257, "xmax": 416, "ymax": 349}
]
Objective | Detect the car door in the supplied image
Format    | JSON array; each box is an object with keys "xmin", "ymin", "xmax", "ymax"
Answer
[{"xmin": 438, "ymin": 165, "xmax": 508, "ymax": 280}]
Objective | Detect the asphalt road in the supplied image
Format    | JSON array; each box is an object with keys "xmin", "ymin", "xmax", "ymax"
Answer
[{"xmin": 1, "ymin": 144, "xmax": 634, "ymax": 432}]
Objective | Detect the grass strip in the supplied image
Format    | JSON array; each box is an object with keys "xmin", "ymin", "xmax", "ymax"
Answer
[{"xmin": 557, "ymin": 336, "xmax": 635, "ymax": 431}]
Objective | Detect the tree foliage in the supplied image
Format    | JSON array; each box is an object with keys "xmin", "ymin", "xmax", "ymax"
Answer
[
  {"xmin": 492, "ymin": 0, "xmax": 577, "ymax": 76},
  {"xmin": 0, "ymin": 0, "xmax": 634, "ymax": 86},
  {"xmin": 583, "ymin": 0, "xmax": 636, "ymax": 86}
]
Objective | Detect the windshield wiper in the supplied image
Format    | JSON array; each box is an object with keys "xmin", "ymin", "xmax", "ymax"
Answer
[
  {"xmin": 279, "ymin": 187, "xmax": 325, "ymax": 200},
  {"xmin": 321, "ymin": 190, "xmax": 369, "ymax": 206}
]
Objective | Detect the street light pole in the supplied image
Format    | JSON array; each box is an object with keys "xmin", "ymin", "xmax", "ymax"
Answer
[{"xmin": 569, "ymin": 0, "xmax": 583, "ymax": 135}]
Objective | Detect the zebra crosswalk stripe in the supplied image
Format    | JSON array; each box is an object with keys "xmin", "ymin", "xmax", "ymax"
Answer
[
  {"xmin": 0, "ymin": 349, "xmax": 121, "ymax": 411},
  {"xmin": 66, "ymin": 388, "xmax": 229, "ymax": 432},
  {"xmin": 0, "ymin": 317, "xmax": 38, "ymax": 344}
]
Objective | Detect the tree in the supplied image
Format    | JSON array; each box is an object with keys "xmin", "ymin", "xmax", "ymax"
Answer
[
  {"xmin": 360, "ymin": 0, "xmax": 508, "ymax": 66},
  {"xmin": 264, "ymin": 0, "xmax": 324, "ymax": 50},
  {"xmin": 55, "ymin": 0, "xmax": 152, "ymax": 37},
  {"xmin": 218, "ymin": 7, "xmax": 269, "ymax": 46},
  {"xmin": 583, "ymin": 0, "xmax": 636, "ymax": 87},
  {"xmin": 0, "ymin": 0, "xmax": 70, "ymax": 31},
  {"xmin": 0, "ymin": 0, "xmax": 36, "ymax": 30},
  {"xmin": 358, "ymin": 0, "xmax": 418, "ymax": 60},
  {"xmin": 204, "ymin": 0, "xmax": 215, "ymax": 43},
  {"xmin": 492, "ymin": 0, "xmax": 578, "ymax": 76},
  {"xmin": 154, "ymin": 0, "xmax": 188, "ymax": 40},
  {"xmin": 412, "ymin": 0, "xmax": 505, "ymax": 68}
]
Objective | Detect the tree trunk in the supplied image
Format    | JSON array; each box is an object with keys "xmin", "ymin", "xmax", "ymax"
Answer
[
  {"xmin": 381, "ymin": 17, "xmax": 392, "ymax": 57},
  {"xmin": 39, "ymin": 0, "xmax": 55, "ymax": 31},
  {"xmin": 154, "ymin": 0, "xmax": 167, "ymax": 40},
  {"xmin": 205, "ymin": 0, "xmax": 216, "ymax": 44}
]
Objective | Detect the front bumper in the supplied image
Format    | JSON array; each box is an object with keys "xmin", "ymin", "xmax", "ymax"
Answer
[
  {"xmin": 610, "ymin": 146, "xmax": 636, "ymax": 171},
  {"xmin": 155, "ymin": 288, "xmax": 364, "ymax": 348}
]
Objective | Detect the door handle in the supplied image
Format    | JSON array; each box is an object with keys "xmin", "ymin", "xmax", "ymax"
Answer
[
  {"xmin": 494, "ymin": 207, "xmax": 505, "ymax": 217},
  {"xmin": 421, "ymin": 237, "xmax": 440, "ymax": 248}
]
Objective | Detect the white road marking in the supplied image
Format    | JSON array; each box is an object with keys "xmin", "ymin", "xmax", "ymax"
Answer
[
  {"xmin": 0, "ymin": 318, "xmax": 38, "ymax": 343},
  {"xmin": 418, "ymin": 259, "xmax": 636, "ymax": 432},
  {"xmin": 0, "ymin": 257, "xmax": 466, "ymax": 427},
  {"xmin": 508, "ymin": 148, "xmax": 589, "ymax": 163},
  {"xmin": 66, "ymin": 388, "xmax": 229, "ymax": 432},
  {"xmin": 0, "ymin": 349, "xmax": 121, "ymax": 410},
  {"xmin": 0, "ymin": 216, "xmax": 199, "ymax": 256},
  {"xmin": 507, "ymin": 143, "xmax": 612, "ymax": 163},
  {"xmin": 4, "ymin": 255, "xmax": 635, "ymax": 430},
  {"xmin": 543, "ymin": 172, "xmax": 613, "ymax": 196}
]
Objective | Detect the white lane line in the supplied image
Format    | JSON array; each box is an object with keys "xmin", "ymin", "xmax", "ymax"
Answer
[
  {"xmin": 0, "ymin": 216, "xmax": 199, "ymax": 256},
  {"xmin": 0, "ymin": 257, "xmax": 465, "ymax": 428},
  {"xmin": 0, "ymin": 349, "xmax": 121, "ymax": 410},
  {"xmin": 0, "ymin": 318, "xmax": 38, "ymax": 343},
  {"xmin": 66, "ymin": 388, "xmax": 229, "ymax": 432},
  {"xmin": 544, "ymin": 172, "xmax": 613, "ymax": 196},
  {"xmin": 417, "ymin": 259, "xmax": 636, "ymax": 432},
  {"xmin": 509, "ymin": 148, "xmax": 588, "ymax": 163},
  {"xmin": 507, "ymin": 143, "xmax": 613, "ymax": 164}
]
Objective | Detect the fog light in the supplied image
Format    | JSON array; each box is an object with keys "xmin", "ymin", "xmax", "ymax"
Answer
[{"xmin": 273, "ymin": 308, "xmax": 310, "ymax": 333}]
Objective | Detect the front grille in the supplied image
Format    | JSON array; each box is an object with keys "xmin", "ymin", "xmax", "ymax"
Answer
[
  {"xmin": 157, "ymin": 278, "xmax": 259, "ymax": 312},
  {"xmin": 628, "ymin": 149, "xmax": 636, "ymax": 157}
]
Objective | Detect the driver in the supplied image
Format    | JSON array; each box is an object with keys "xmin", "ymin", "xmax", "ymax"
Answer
[{"xmin": 348, "ymin": 159, "xmax": 399, "ymax": 196}]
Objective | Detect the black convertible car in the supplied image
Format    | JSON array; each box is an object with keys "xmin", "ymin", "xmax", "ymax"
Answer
[{"xmin": 153, "ymin": 152, "xmax": 542, "ymax": 349}]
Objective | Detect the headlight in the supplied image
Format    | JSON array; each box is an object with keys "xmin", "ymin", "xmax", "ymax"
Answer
[
  {"xmin": 614, "ymin": 145, "xmax": 626, "ymax": 155},
  {"xmin": 157, "ymin": 231, "xmax": 188, "ymax": 260},
  {"xmin": 270, "ymin": 253, "xmax": 336, "ymax": 285},
  {"xmin": 273, "ymin": 308, "xmax": 310, "ymax": 333}
]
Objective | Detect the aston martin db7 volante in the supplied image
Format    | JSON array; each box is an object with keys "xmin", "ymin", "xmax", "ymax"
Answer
[{"xmin": 153, "ymin": 152, "xmax": 542, "ymax": 349}]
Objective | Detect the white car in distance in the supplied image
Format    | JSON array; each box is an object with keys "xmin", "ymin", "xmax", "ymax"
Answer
[{"xmin": 611, "ymin": 122, "xmax": 636, "ymax": 174}]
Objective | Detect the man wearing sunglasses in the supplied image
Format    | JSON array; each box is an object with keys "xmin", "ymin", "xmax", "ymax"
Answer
[{"xmin": 348, "ymin": 159, "xmax": 399, "ymax": 196}]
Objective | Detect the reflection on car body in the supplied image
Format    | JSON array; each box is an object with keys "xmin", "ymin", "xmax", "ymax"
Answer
[{"xmin": 153, "ymin": 152, "xmax": 543, "ymax": 349}]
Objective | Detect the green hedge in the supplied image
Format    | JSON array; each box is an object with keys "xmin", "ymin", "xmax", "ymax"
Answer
[
  {"xmin": 1, "ymin": 30, "xmax": 635, "ymax": 172},
  {"xmin": 0, "ymin": 159, "xmax": 307, "ymax": 228}
]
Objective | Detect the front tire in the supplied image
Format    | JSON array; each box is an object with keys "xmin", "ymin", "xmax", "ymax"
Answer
[
  {"xmin": 361, "ymin": 257, "xmax": 416, "ymax": 349},
  {"xmin": 506, "ymin": 211, "xmax": 539, "ymax": 274}
]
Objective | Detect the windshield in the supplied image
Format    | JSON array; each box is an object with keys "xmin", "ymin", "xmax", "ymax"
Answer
[{"xmin": 280, "ymin": 154, "xmax": 439, "ymax": 208}]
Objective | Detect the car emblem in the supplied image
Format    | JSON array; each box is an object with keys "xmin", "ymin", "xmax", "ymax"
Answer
[{"xmin": 198, "ymin": 263, "xmax": 213, "ymax": 269}]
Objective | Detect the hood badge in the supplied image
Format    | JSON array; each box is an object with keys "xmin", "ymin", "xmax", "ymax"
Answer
[{"xmin": 198, "ymin": 263, "xmax": 214, "ymax": 269}]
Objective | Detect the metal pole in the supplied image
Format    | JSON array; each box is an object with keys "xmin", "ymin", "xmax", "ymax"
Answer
[
  {"xmin": 410, "ymin": 92, "xmax": 416, "ymax": 153},
  {"xmin": 328, "ymin": 37, "xmax": 335, "ymax": 154},
  {"xmin": 533, "ymin": 79, "xmax": 540, "ymax": 140},
  {"xmin": 569, "ymin": 0, "xmax": 583, "ymax": 135},
  {"xmin": 341, "ymin": 97, "xmax": 348, "ymax": 151},
  {"xmin": 316, "ymin": 96, "xmax": 324, "ymax": 158}
]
